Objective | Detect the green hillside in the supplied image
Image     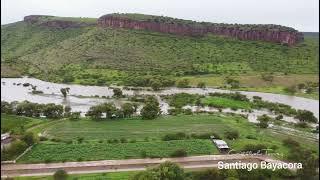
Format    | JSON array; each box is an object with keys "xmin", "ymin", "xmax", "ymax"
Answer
[{"xmin": 1, "ymin": 17, "xmax": 319, "ymax": 86}]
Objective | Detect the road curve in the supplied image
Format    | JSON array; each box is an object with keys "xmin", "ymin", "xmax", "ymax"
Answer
[{"xmin": 1, "ymin": 154, "xmax": 284, "ymax": 177}]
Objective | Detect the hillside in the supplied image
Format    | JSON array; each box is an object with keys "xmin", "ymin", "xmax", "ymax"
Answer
[{"xmin": 1, "ymin": 14, "xmax": 319, "ymax": 86}]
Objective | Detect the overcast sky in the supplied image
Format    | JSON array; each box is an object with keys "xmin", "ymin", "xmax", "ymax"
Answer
[{"xmin": 1, "ymin": 0, "xmax": 319, "ymax": 32}]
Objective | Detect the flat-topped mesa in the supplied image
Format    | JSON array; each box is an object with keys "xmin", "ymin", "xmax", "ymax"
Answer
[
  {"xmin": 97, "ymin": 13, "xmax": 304, "ymax": 46},
  {"xmin": 24, "ymin": 15, "xmax": 97, "ymax": 29}
]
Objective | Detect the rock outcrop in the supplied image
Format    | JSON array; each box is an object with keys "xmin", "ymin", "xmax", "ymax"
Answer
[
  {"xmin": 97, "ymin": 14, "xmax": 303, "ymax": 46},
  {"xmin": 24, "ymin": 15, "xmax": 96, "ymax": 29},
  {"xmin": 24, "ymin": 14, "xmax": 304, "ymax": 45}
]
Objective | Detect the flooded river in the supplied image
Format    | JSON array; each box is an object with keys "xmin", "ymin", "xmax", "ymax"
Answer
[{"xmin": 1, "ymin": 77, "xmax": 319, "ymax": 120}]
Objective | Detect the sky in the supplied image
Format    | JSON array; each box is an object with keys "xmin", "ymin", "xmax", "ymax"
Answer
[{"xmin": 1, "ymin": 0, "xmax": 319, "ymax": 32}]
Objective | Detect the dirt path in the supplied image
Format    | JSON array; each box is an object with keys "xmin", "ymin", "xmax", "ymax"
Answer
[{"xmin": 1, "ymin": 154, "xmax": 284, "ymax": 177}]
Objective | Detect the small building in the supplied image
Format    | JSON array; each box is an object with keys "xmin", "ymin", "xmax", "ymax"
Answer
[
  {"xmin": 1, "ymin": 133, "xmax": 13, "ymax": 150},
  {"xmin": 210, "ymin": 136, "xmax": 230, "ymax": 153}
]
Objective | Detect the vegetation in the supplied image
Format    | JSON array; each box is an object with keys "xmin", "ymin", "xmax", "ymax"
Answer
[
  {"xmin": 140, "ymin": 96, "xmax": 160, "ymax": 119},
  {"xmin": 1, "ymin": 114, "xmax": 43, "ymax": 134},
  {"xmin": 53, "ymin": 169, "xmax": 68, "ymax": 180},
  {"xmin": 18, "ymin": 139, "xmax": 215, "ymax": 163},
  {"xmin": 1, "ymin": 20, "xmax": 318, "ymax": 88},
  {"xmin": 257, "ymin": 114, "xmax": 272, "ymax": 128},
  {"xmin": 1, "ymin": 101, "xmax": 66, "ymax": 119}
]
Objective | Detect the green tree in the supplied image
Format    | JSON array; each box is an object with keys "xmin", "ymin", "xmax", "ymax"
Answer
[
  {"xmin": 112, "ymin": 88, "xmax": 123, "ymax": 98},
  {"xmin": 53, "ymin": 169, "xmax": 68, "ymax": 180},
  {"xmin": 283, "ymin": 85, "xmax": 296, "ymax": 94},
  {"xmin": 150, "ymin": 79, "xmax": 162, "ymax": 91},
  {"xmin": 21, "ymin": 132, "xmax": 37, "ymax": 146},
  {"xmin": 197, "ymin": 82, "xmax": 206, "ymax": 88},
  {"xmin": 176, "ymin": 79, "xmax": 190, "ymax": 88},
  {"xmin": 141, "ymin": 96, "xmax": 160, "ymax": 119},
  {"xmin": 121, "ymin": 103, "xmax": 135, "ymax": 117},
  {"xmin": 132, "ymin": 161, "xmax": 185, "ymax": 180},
  {"xmin": 257, "ymin": 114, "xmax": 271, "ymax": 128},
  {"xmin": 295, "ymin": 110, "xmax": 317, "ymax": 123}
]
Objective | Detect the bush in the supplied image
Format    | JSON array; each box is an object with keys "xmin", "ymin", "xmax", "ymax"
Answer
[
  {"xmin": 224, "ymin": 130, "xmax": 239, "ymax": 140},
  {"xmin": 120, "ymin": 138, "xmax": 128, "ymax": 143},
  {"xmin": 283, "ymin": 138, "xmax": 300, "ymax": 148},
  {"xmin": 140, "ymin": 150, "xmax": 147, "ymax": 158},
  {"xmin": 191, "ymin": 132, "xmax": 221, "ymax": 139},
  {"xmin": 295, "ymin": 122, "xmax": 309, "ymax": 128},
  {"xmin": 162, "ymin": 132, "xmax": 187, "ymax": 141},
  {"xmin": 242, "ymin": 144, "xmax": 267, "ymax": 153},
  {"xmin": 53, "ymin": 169, "xmax": 68, "ymax": 180},
  {"xmin": 170, "ymin": 149, "xmax": 187, "ymax": 157},
  {"xmin": 77, "ymin": 137, "xmax": 84, "ymax": 143},
  {"xmin": 275, "ymin": 114, "xmax": 283, "ymax": 120}
]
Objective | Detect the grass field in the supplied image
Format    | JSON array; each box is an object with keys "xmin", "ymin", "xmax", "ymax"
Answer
[
  {"xmin": 13, "ymin": 171, "xmax": 135, "ymax": 180},
  {"xmin": 1, "ymin": 114, "xmax": 45, "ymax": 134},
  {"xmin": 184, "ymin": 74, "xmax": 319, "ymax": 99},
  {"xmin": 38, "ymin": 115, "xmax": 249, "ymax": 140},
  {"xmin": 200, "ymin": 97, "xmax": 252, "ymax": 109},
  {"xmin": 13, "ymin": 114, "xmax": 317, "ymax": 163},
  {"xmin": 18, "ymin": 139, "xmax": 216, "ymax": 163}
]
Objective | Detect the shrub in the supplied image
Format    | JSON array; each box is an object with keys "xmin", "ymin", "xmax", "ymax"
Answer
[
  {"xmin": 140, "ymin": 150, "xmax": 147, "ymax": 158},
  {"xmin": 170, "ymin": 149, "xmax": 187, "ymax": 157},
  {"xmin": 275, "ymin": 114, "xmax": 283, "ymax": 120},
  {"xmin": 162, "ymin": 132, "xmax": 187, "ymax": 141},
  {"xmin": 242, "ymin": 144, "xmax": 267, "ymax": 153},
  {"xmin": 39, "ymin": 136, "xmax": 48, "ymax": 141},
  {"xmin": 53, "ymin": 169, "xmax": 68, "ymax": 180},
  {"xmin": 120, "ymin": 138, "xmax": 128, "ymax": 143},
  {"xmin": 295, "ymin": 122, "xmax": 309, "ymax": 128},
  {"xmin": 224, "ymin": 130, "xmax": 239, "ymax": 140},
  {"xmin": 283, "ymin": 138, "xmax": 300, "ymax": 148},
  {"xmin": 77, "ymin": 137, "xmax": 84, "ymax": 144}
]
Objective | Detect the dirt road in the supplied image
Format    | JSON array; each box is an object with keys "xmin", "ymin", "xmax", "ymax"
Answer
[{"xmin": 1, "ymin": 154, "xmax": 284, "ymax": 177}]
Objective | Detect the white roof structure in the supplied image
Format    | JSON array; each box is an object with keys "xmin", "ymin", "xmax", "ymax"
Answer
[{"xmin": 212, "ymin": 139, "xmax": 229, "ymax": 149}]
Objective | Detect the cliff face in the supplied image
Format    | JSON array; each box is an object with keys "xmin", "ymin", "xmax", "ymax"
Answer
[
  {"xmin": 97, "ymin": 15, "xmax": 303, "ymax": 46},
  {"xmin": 24, "ymin": 15, "xmax": 96, "ymax": 29},
  {"xmin": 23, "ymin": 14, "xmax": 303, "ymax": 45}
]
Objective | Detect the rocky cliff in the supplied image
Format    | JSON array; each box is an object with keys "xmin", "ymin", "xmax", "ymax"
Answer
[
  {"xmin": 24, "ymin": 15, "xmax": 96, "ymax": 29},
  {"xmin": 23, "ymin": 14, "xmax": 303, "ymax": 45},
  {"xmin": 97, "ymin": 14, "xmax": 303, "ymax": 46}
]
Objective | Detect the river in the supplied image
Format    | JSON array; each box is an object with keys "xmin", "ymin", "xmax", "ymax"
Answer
[{"xmin": 1, "ymin": 77, "xmax": 319, "ymax": 120}]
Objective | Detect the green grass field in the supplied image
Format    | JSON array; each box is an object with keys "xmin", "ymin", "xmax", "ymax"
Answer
[
  {"xmin": 13, "ymin": 171, "xmax": 135, "ymax": 180},
  {"xmin": 12, "ymin": 114, "xmax": 317, "ymax": 163},
  {"xmin": 200, "ymin": 97, "xmax": 251, "ymax": 109},
  {"xmin": 1, "ymin": 114, "xmax": 45, "ymax": 134},
  {"xmin": 18, "ymin": 139, "xmax": 216, "ymax": 163}
]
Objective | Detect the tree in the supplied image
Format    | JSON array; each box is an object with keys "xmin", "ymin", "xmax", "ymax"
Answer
[
  {"xmin": 257, "ymin": 114, "xmax": 271, "ymax": 128},
  {"xmin": 132, "ymin": 161, "xmax": 185, "ymax": 180},
  {"xmin": 226, "ymin": 78, "xmax": 240, "ymax": 89},
  {"xmin": 224, "ymin": 130, "xmax": 239, "ymax": 140},
  {"xmin": 60, "ymin": 88, "xmax": 70, "ymax": 98},
  {"xmin": 53, "ymin": 169, "xmax": 68, "ymax": 180},
  {"xmin": 283, "ymin": 86, "xmax": 296, "ymax": 94},
  {"xmin": 42, "ymin": 103, "xmax": 64, "ymax": 118},
  {"xmin": 21, "ymin": 132, "xmax": 37, "ymax": 146},
  {"xmin": 141, "ymin": 96, "xmax": 160, "ymax": 119},
  {"xmin": 112, "ymin": 88, "xmax": 123, "ymax": 98},
  {"xmin": 176, "ymin": 79, "xmax": 190, "ymax": 88},
  {"xmin": 64, "ymin": 106, "xmax": 71, "ymax": 117},
  {"xmin": 150, "ymin": 79, "xmax": 162, "ymax": 91},
  {"xmin": 121, "ymin": 103, "xmax": 135, "ymax": 117},
  {"xmin": 197, "ymin": 82, "xmax": 206, "ymax": 88},
  {"xmin": 86, "ymin": 103, "xmax": 116, "ymax": 120},
  {"xmin": 295, "ymin": 110, "xmax": 317, "ymax": 123}
]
